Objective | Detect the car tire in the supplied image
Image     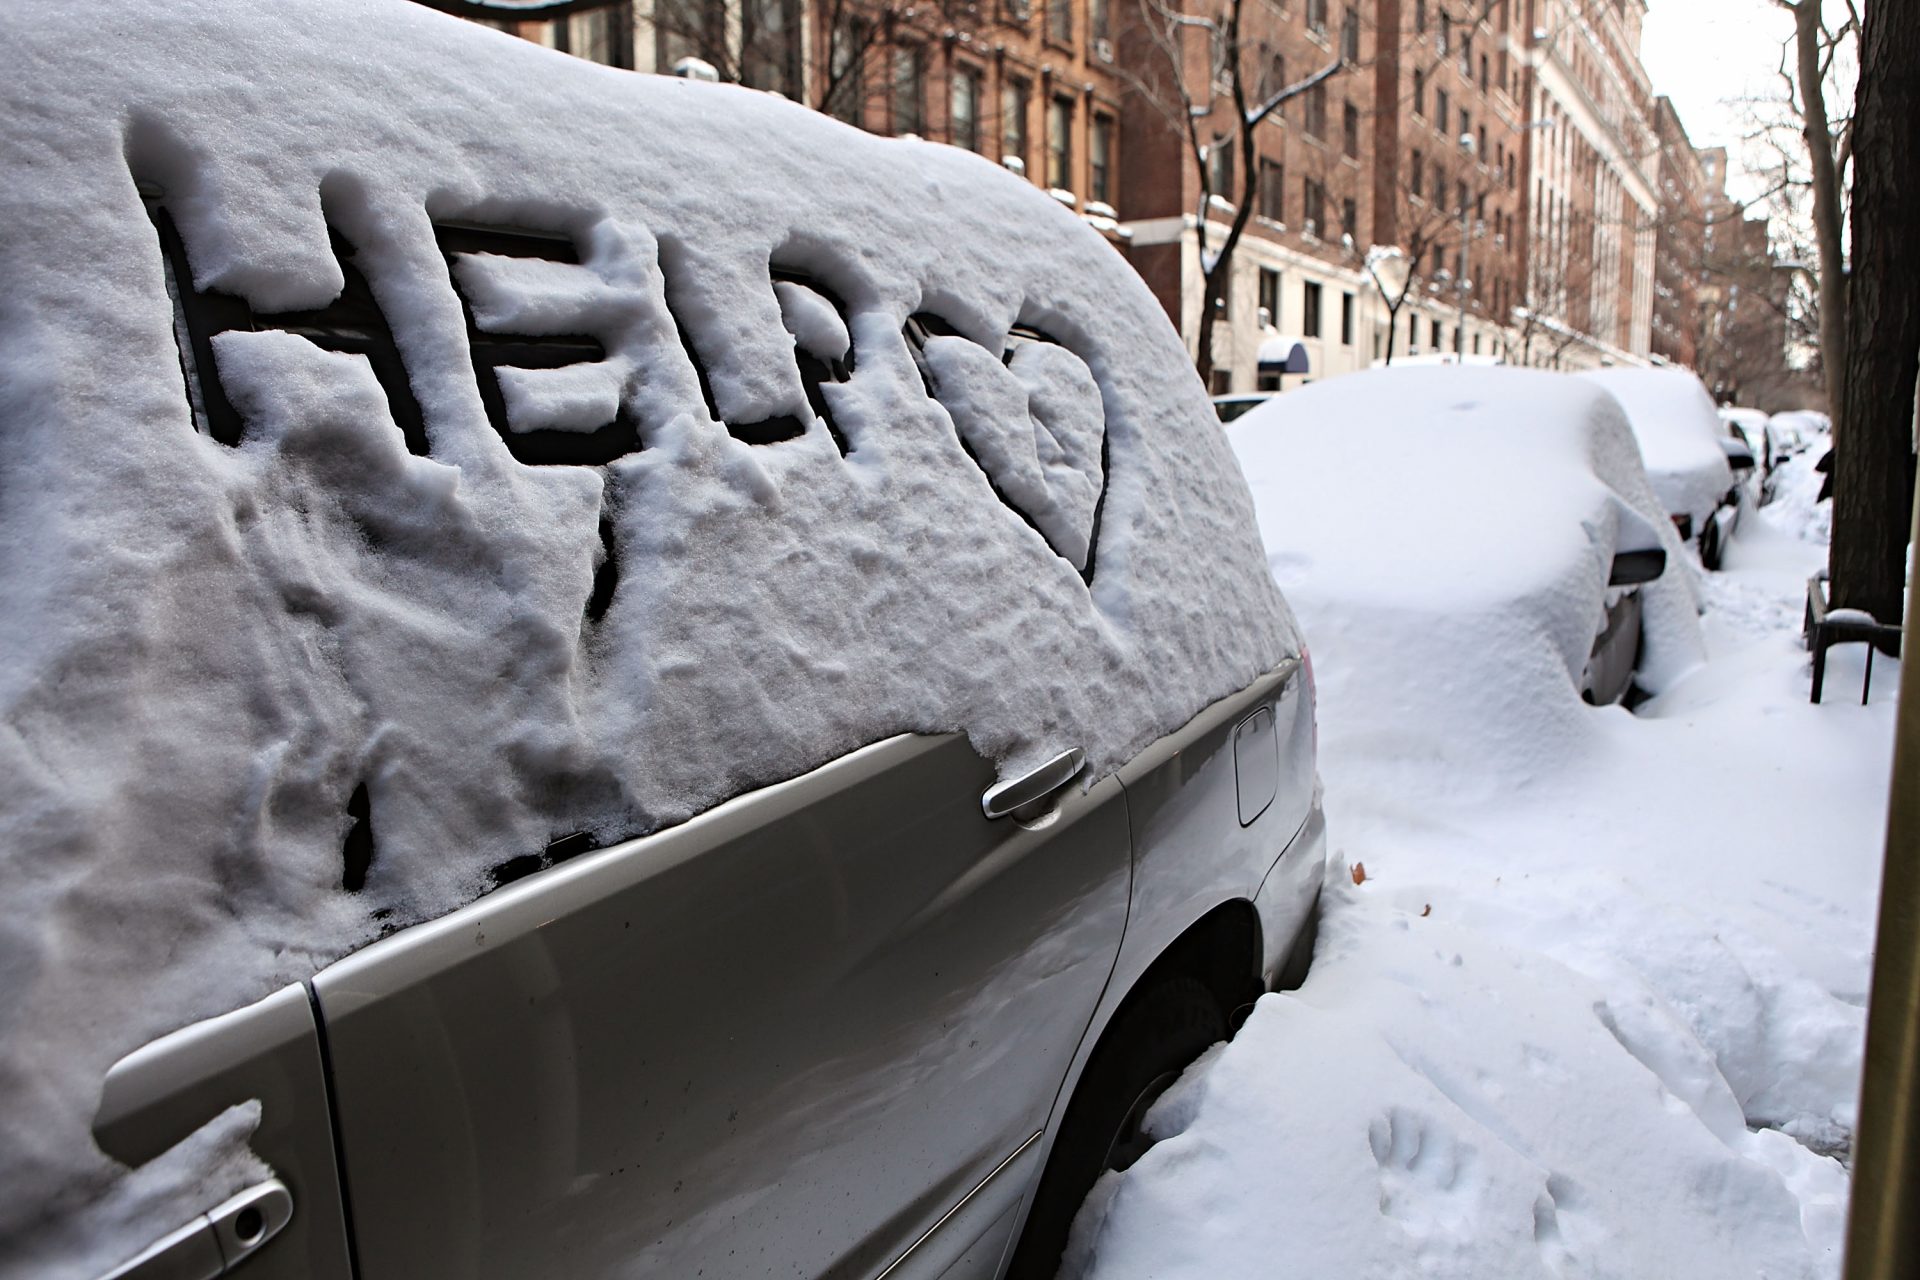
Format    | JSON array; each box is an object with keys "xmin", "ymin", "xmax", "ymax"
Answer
[
  {"xmin": 1005, "ymin": 977, "xmax": 1226, "ymax": 1280},
  {"xmin": 1700, "ymin": 516, "xmax": 1722, "ymax": 571}
]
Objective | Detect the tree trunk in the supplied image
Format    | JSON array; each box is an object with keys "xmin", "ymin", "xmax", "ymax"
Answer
[
  {"xmin": 1831, "ymin": 1, "xmax": 1920, "ymax": 626},
  {"xmin": 1791, "ymin": 0, "xmax": 1849, "ymax": 433}
]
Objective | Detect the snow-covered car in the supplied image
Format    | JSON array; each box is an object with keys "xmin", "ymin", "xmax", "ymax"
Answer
[
  {"xmin": 1719, "ymin": 405, "xmax": 1769, "ymax": 465},
  {"xmin": 1582, "ymin": 368, "xmax": 1741, "ymax": 570},
  {"xmin": 1229, "ymin": 366, "xmax": 1703, "ymax": 711},
  {"xmin": 1768, "ymin": 409, "xmax": 1828, "ymax": 462},
  {"xmin": 1, "ymin": 6, "xmax": 1326, "ymax": 1280}
]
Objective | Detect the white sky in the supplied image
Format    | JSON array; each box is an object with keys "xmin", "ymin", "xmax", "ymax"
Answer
[{"xmin": 1639, "ymin": 0, "xmax": 1800, "ymax": 205}]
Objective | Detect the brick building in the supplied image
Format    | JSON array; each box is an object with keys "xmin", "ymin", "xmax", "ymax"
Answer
[
  {"xmin": 1372, "ymin": 0, "xmax": 1531, "ymax": 364},
  {"xmin": 1115, "ymin": 3, "xmax": 1382, "ymax": 393},
  {"xmin": 463, "ymin": 0, "xmax": 1129, "ymax": 241},
  {"xmin": 1649, "ymin": 95, "xmax": 1707, "ymax": 368}
]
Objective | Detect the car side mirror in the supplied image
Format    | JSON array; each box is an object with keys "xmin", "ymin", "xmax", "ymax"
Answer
[
  {"xmin": 1719, "ymin": 437, "xmax": 1755, "ymax": 472},
  {"xmin": 1608, "ymin": 547, "xmax": 1666, "ymax": 587}
]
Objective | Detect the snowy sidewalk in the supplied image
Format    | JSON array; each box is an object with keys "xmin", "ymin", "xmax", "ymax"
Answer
[{"xmin": 1070, "ymin": 454, "xmax": 1893, "ymax": 1279}]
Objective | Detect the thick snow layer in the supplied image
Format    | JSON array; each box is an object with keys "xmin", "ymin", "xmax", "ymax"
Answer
[
  {"xmin": 1228, "ymin": 366, "xmax": 1706, "ymax": 777},
  {"xmin": 1074, "ymin": 433, "xmax": 1886, "ymax": 1279},
  {"xmin": 0, "ymin": 3, "xmax": 1293, "ymax": 1271},
  {"xmin": 1582, "ymin": 368, "xmax": 1735, "ymax": 532}
]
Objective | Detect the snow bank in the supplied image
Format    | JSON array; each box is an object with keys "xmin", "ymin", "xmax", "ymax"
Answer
[
  {"xmin": 0, "ymin": 2, "xmax": 1292, "ymax": 1269},
  {"xmin": 1069, "ymin": 886, "xmax": 1847, "ymax": 1280},
  {"xmin": 1228, "ymin": 366, "xmax": 1704, "ymax": 778},
  {"xmin": 1582, "ymin": 368, "xmax": 1735, "ymax": 532}
]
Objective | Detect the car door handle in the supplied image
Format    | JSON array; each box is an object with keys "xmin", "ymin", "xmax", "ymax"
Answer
[
  {"xmin": 981, "ymin": 747, "xmax": 1087, "ymax": 821},
  {"xmin": 97, "ymin": 1180, "xmax": 292, "ymax": 1280}
]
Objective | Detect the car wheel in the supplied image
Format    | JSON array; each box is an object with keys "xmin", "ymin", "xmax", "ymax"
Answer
[
  {"xmin": 1005, "ymin": 977, "xmax": 1226, "ymax": 1280},
  {"xmin": 1700, "ymin": 514, "xmax": 1723, "ymax": 571}
]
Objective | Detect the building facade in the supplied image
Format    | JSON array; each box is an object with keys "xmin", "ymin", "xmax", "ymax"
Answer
[
  {"xmin": 1515, "ymin": 0, "xmax": 1657, "ymax": 369},
  {"xmin": 456, "ymin": 0, "xmax": 1761, "ymax": 390},
  {"xmin": 1119, "ymin": 2, "xmax": 1387, "ymax": 393},
  {"xmin": 1649, "ymin": 95, "xmax": 1708, "ymax": 368}
]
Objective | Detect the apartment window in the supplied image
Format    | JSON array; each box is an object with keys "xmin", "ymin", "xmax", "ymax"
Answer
[
  {"xmin": 1047, "ymin": 94, "xmax": 1073, "ymax": 191},
  {"xmin": 1413, "ymin": 68, "xmax": 1425, "ymax": 117},
  {"xmin": 1303, "ymin": 177, "xmax": 1325, "ymax": 233},
  {"xmin": 1408, "ymin": 311, "xmax": 1419, "ymax": 350},
  {"xmin": 1436, "ymin": 89, "xmax": 1449, "ymax": 132},
  {"xmin": 1090, "ymin": 0, "xmax": 1110, "ymax": 43},
  {"xmin": 1267, "ymin": 52, "xmax": 1287, "ymax": 107},
  {"xmin": 1091, "ymin": 113, "xmax": 1114, "ymax": 205},
  {"xmin": 1462, "ymin": 33, "xmax": 1473, "ymax": 75},
  {"xmin": 1208, "ymin": 137, "xmax": 1234, "ymax": 201},
  {"xmin": 892, "ymin": 46, "xmax": 924, "ymax": 135},
  {"xmin": 1003, "ymin": 76, "xmax": 1031, "ymax": 171},
  {"xmin": 1342, "ymin": 197, "xmax": 1358, "ymax": 238},
  {"xmin": 1306, "ymin": 83, "xmax": 1327, "ymax": 139},
  {"xmin": 951, "ymin": 65, "xmax": 981, "ymax": 152},
  {"xmin": 1416, "ymin": 0, "xmax": 1427, "ymax": 32},
  {"xmin": 1480, "ymin": 53, "xmax": 1490, "ymax": 92},
  {"xmin": 1209, "ymin": 369, "xmax": 1232, "ymax": 396},
  {"xmin": 1342, "ymin": 7, "xmax": 1360, "ymax": 61},
  {"xmin": 1439, "ymin": 14, "xmax": 1450, "ymax": 54},
  {"xmin": 1343, "ymin": 101, "xmax": 1361, "ymax": 158},
  {"xmin": 741, "ymin": 0, "xmax": 798, "ymax": 93},
  {"xmin": 1459, "ymin": 107, "xmax": 1470, "ymax": 140},
  {"xmin": 1478, "ymin": 125, "xmax": 1488, "ymax": 161},
  {"xmin": 1456, "ymin": 179, "xmax": 1467, "ymax": 213},
  {"xmin": 1259, "ymin": 267, "xmax": 1281, "ymax": 324},
  {"xmin": 1341, "ymin": 291, "xmax": 1355, "ymax": 345},
  {"xmin": 1307, "ymin": 0, "xmax": 1328, "ymax": 33},
  {"xmin": 826, "ymin": 16, "xmax": 867, "ymax": 125},
  {"xmin": 1431, "ymin": 317, "xmax": 1442, "ymax": 347},
  {"xmin": 1259, "ymin": 157, "xmax": 1286, "ymax": 221},
  {"xmin": 1048, "ymin": 0, "xmax": 1072, "ymax": 46},
  {"xmin": 565, "ymin": 5, "xmax": 633, "ymax": 68},
  {"xmin": 1303, "ymin": 281, "xmax": 1323, "ymax": 338},
  {"xmin": 1411, "ymin": 148, "xmax": 1424, "ymax": 197}
]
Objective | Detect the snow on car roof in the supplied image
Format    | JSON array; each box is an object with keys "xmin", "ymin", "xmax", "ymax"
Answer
[
  {"xmin": 1580, "ymin": 368, "xmax": 1734, "ymax": 527},
  {"xmin": 1227, "ymin": 366, "xmax": 1704, "ymax": 772},
  {"xmin": 0, "ymin": 2, "xmax": 1292, "ymax": 1268}
]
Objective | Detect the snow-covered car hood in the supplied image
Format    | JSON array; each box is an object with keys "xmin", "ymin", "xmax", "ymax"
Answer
[
  {"xmin": 0, "ymin": 1, "xmax": 1295, "ymax": 1269},
  {"xmin": 1581, "ymin": 368, "xmax": 1735, "ymax": 529}
]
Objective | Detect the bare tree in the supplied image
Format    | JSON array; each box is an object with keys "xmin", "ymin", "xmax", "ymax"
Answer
[
  {"xmin": 1768, "ymin": 0, "xmax": 1857, "ymax": 427},
  {"xmin": 1369, "ymin": 138, "xmax": 1515, "ymax": 364},
  {"xmin": 1118, "ymin": 0, "xmax": 1344, "ymax": 385},
  {"xmin": 1830, "ymin": 0, "xmax": 1919, "ymax": 627}
]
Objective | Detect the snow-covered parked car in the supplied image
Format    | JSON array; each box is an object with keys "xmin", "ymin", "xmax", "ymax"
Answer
[
  {"xmin": 1229, "ymin": 366, "xmax": 1704, "ymax": 711},
  {"xmin": 0, "ymin": 6, "xmax": 1325, "ymax": 1279},
  {"xmin": 1717, "ymin": 406, "xmax": 1772, "ymax": 505},
  {"xmin": 1582, "ymin": 368, "xmax": 1743, "ymax": 570},
  {"xmin": 1769, "ymin": 409, "xmax": 1829, "ymax": 462}
]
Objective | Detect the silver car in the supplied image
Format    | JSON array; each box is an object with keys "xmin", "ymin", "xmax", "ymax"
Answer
[{"xmin": 9, "ymin": 8, "xmax": 1326, "ymax": 1280}]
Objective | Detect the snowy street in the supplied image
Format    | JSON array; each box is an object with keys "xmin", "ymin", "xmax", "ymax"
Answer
[{"xmin": 1069, "ymin": 451, "xmax": 1893, "ymax": 1279}]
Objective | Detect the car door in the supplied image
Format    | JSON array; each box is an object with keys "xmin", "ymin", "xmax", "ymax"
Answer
[{"xmin": 310, "ymin": 730, "xmax": 1129, "ymax": 1279}]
